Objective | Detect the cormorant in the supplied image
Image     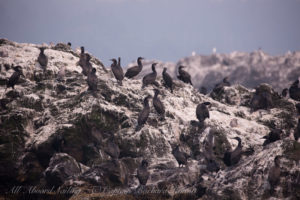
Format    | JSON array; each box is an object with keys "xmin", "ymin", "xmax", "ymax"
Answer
[
  {"xmin": 153, "ymin": 89, "xmax": 165, "ymax": 119},
  {"xmin": 136, "ymin": 95, "xmax": 152, "ymax": 131},
  {"xmin": 172, "ymin": 145, "xmax": 188, "ymax": 167},
  {"xmin": 137, "ymin": 160, "xmax": 150, "ymax": 186},
  {"xmin": 250, "ymin": 86, "xmax": 273, "ymax": 111},
  {"xmin": 199, "ymin": 86, "xmax": 207, "ymax": 95},
  {"xmin": 289, "ymin": 80, "xmax": 300, "ymax": 101},
  {"xmin": 281, "ymin": 88, "xmax": 288, "ymax": 97},
  {"xmin": 294, "ymin": 118, "xmax": 300, "ymax": 141},
  {"xmin": 268, "ymin": 156, "xmax": 281, "ymax": 192},
  {"xmin": 213, "ymin": 77, "xmax": 230, "ymax": 93},
  {"xmin": 38, "ymin": 47, "xmax": 48, "ymax": 70},
  {"xmin": 78, "ymin": 46, "xmax": 87, "ymax": 67},
  {"xmin": 177, "ymin": 66, "xmax": 192, "ymax": 85},
  {"xmin": 142, "ymin": 63, "xmax": 157, "ymax": 88},
  {"xmin": 262, "ymin": 129, "xmax": 281, "ymax": 146},
  {"xmin": 162, "ymin": 67, "xmax": 173, "ymax": 93},
  {"xmin": 223, "ymin": 137, "xmax": 242, "ymax": 167},
  {"xmin": 67, "ymin": 42, "xmax": 71, "ymax": 46},
  {"xmin": 110, "ymin": 58, "xmax": 124, "ymax": 85},
  {"xmin": 81, "ymin": 54, "xmax": 92, "ymax": 76},
  {"xmin": 196, "ymin": 102, "xmax": 210, "ymax": 123},
  {"xmin": 87, "ymin": 68, "xmax": 98, "ymax": 91},
  {"xmin": 104, "ymin": 137, "xmax": 120, "ymax": 159},
  {"xmin": 125, "ymin": 57, "xmax": 144, "ymax": 79},
  {"xmin": 6, "ymin": 66, "xmax": 24, "ymax": 90}
]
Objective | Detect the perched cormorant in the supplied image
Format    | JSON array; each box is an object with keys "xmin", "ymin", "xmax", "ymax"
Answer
[
  {"xmin": 110, "ymin": 58, "xmax": 124, "ymax": 85},
  {"xmin": 250, "ymin": 86, "xmax": 273, "ymax": 111},
  {"xmin": 196, "ymin": 102, "xmax": 210, "ymax": 123},
  {"xmin": 125, "ymin": 57, "xmax": 144, "ymax": 79},
  {"xmin": 104, "ymin": 137, "xmax": 120, "ymax": 159},
  {"xmin": 172, "ymin": 145, "xmax": 188, "ymax": 167},
  {"xmin": 177, "ymin": 66, "xmax": 192, "ymax": 85},
  {"xmin": 213, "ymin": 77, "xmax": 230, "ymax": 93},
  {"xmin": 262, "ymin": 129, "xmax": 281, "ymax": 146},
  {"xmin": 142, "ymin": 63, "xmax": 157, "ymax": 88},
  {"xmin": 153, "ymin": 89, "xmax": 165, "ymax": 119},
  {"xmin": 223, "ymin": 137, "xmax": 242, "ymax": 167},
  {"xmin": 162, "ymin": 67, "xmax": 173, "ymax": 93},
  {"xmin": 268, "ymin": 156, "xmax": 281, "ymax": 192},
  {"xmin": 38, "ymin": 47, "xmax": 48, "ymax": 70},
  {"xmin": 136, "ymin": 95, "xmax": 152, "ymax": 131},
  {"xmin": 199, "ymin": 86, "xmax": 207, "ymax": 95},
  {"xmin": 81, "ymin": 54, "xmax": 92, "ymax": 76},
  {"xmin": 87, "ymin": 68, "xmax": 98, "ymax": 91},
  {"xmin": 6, "ymin": 66, "xmax": 24, "ymax": 90},
  {"xmin": 137, "ymin": 160, "xmax": 150, "ymax": 186},
  {"xmin": 289, "ymin": 80, "xmax": 300, "ymax": 101},
  {"xmin": 78, "ymin": 46, "xmax": 87, "ymax": 67},
  {"xmin": 294, "ymin": 118, "xmax": 300, "ymax": 141},
  {"xmin": 281, "ymin": 88, "xmax": 288, "ymax": 97}
]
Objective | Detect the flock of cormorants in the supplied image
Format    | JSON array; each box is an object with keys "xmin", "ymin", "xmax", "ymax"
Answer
[{"xmin": 1, "ymin": 44, "xmax": 299, "ymax": 188}]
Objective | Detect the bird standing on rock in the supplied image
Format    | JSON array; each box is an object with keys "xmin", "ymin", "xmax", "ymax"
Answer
[
  {"xmin": 38, "ymin": 47, "xmax": 48, "ymax": 70},
  {"xmin": 137, "ymin": 160, "xmax": 150, "ymax": 186},
  {"xmin": 153, "ymin": 89, "xmax": 165, "ymax": 120},
  {"xmin": 136, "ymin": 95, "xmax": 152, "ymax": 131},
  {"xmin": 289, "ymin": 80, "xmax": 300, "ymax": 101},
  {"xmin": 5, "ymin": 66, "xmax": 24, "ymax": 91},
  {"xmin": 196, "ymin": 102, "xmax": 210, "ymax": 123},
  {"xmin": 162, "ymin": 67, "xmax": 173, "ymax": 93},
  {"xmin": 268, "ymin": 156, "xmax": 281, "ymax": 192},
  {"xmin": 223, "ymin": 137, "xmax": 242, "ymax": 167},
  {"xmin": 177, "ymin": 65, "xmax": 192, "ymax": 85},
  {"xmin": 87, "ymin": 68, "xmax": 98, "ymax": 92},
  {"xmin": 172, "ymin": 145, "xmax": 188, "ymax": 167},
  {"xmin": 142, "ymin": 63, "xmax": 158, "ymax": 88},
  {"xmin": 110, "ymin": 58, "xmax": 124, "ymax": 86},
  {"xmin": 125, "ymin": 57, "xmax": 144, "ymax": 79}
]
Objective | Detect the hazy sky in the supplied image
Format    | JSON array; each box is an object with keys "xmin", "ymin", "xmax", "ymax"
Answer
[{"xmin": 1, "ymin": 0, "xmax": 300, "ymax": 66}]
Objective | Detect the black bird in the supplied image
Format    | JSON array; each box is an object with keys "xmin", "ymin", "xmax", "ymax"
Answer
[
  {"xmin": 81, "ymin": 54, "xmax": 92, "ymax": 76},
  {"xmin": 87, "ymin": 68, "xmax": 98, "ymax": 91},
  {"xmin": 142, "ymin": 63, "xmax": 157, "ymax": 88},
  {"xmin": 223, "ymin": 137, "xmax": 242, "ymax": 167},
  {"xmin": 268, "ymin": 156, "xmax": 281, "ymax": 192},
  {"xmin": 125, "ymin": 57, "xmax": 144, "ymax": 79},
  {"xmin": 78, "ymin": 46, "xmax": 87, "ymax": 67},
  {"xmin": 137, "ymin": 160, "xmax": 150, "ymax": 186},
  {"xmin": 110, "ymin": 58, "xmax": 124, "ymax": 85},
  {"xmin": 213, "ymin": 77, "xmax": 231, "ymax": 93},
  {"xmin": 177, "ymin": 66, "xmax": 192, "ymax": 85},
  {"xmin": 294, "ymin": 118, "xmax": 300, "ymax": 141},
  {"xmin": 289, "ymin": 80, "xmax": 300, "ymax": 101},
  {"xmin": 250, "ymin": 86, "xmax": 273, "ymax": 111},
  {"xmin": 196, "ymin": 102, "xmax": 210, "ymax": 123},
  {"xmin": 67, "ymin": 42, "xmax": 71, "ymax": 46},
  {"xmin": 38, "ymin": 47, "xmax": 48, "ymax": 70},
  {"xmin": 6, "ymin": 66, "xmax": 24, "ymax": 90},
  {"xmin": 162, "ymin": 67, "xmax": 173, "ymax": 93},
  {"xmin": 199, "ymin": 86, "xmax": 207, "ymax": 95},
  {"xmin": 281, "ymin": 88, "xmax": 288, "ymax": 97},
  {"xmin": 104, "ymin": 137, "xmax": 120, "ymax": 159},
  {"xmin": 153, "ymin": 89, "xmax": 165, "ymax": 119},
  {"xmin": 262, "ymin": 129, "xmax": 281, "ymax": 146},
  {"xmin": 172, "ymin": 145, "xmax": 188, "ymax": 167},
  {"xmin": 136, "ymin": 95, "xmax": 152, "ymax": 131}
]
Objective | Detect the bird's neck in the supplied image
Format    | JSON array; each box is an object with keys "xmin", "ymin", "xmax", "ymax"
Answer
[{"xmin": 138, "ymin": 60, "xmax": 143, "ymax": 68}]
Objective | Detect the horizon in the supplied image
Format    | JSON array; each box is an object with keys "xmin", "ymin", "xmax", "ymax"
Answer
[{"xmin": 1, "ymin": 0, "xmax": 300, "ymax": 66}]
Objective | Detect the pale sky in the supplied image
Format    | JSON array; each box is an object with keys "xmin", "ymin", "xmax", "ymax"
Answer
[{"xmin": 1, "ymin": 0, "xmax": 300, "ymax": 66}]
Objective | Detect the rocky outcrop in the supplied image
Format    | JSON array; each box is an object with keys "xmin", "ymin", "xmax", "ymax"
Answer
[{"xmin": 0, "ymin": 39, "xmax": 300, "ymax": 199}]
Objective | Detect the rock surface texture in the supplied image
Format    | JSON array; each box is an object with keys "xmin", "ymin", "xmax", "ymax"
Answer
[{"xmin": 0, "ymin": 39, "xmax": 300, "ymax": 199}]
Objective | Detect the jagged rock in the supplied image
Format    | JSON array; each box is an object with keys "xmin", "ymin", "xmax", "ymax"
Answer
[{"xmin": 45, "ymin": 153, "xmax": 88, "ymax": 188}]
